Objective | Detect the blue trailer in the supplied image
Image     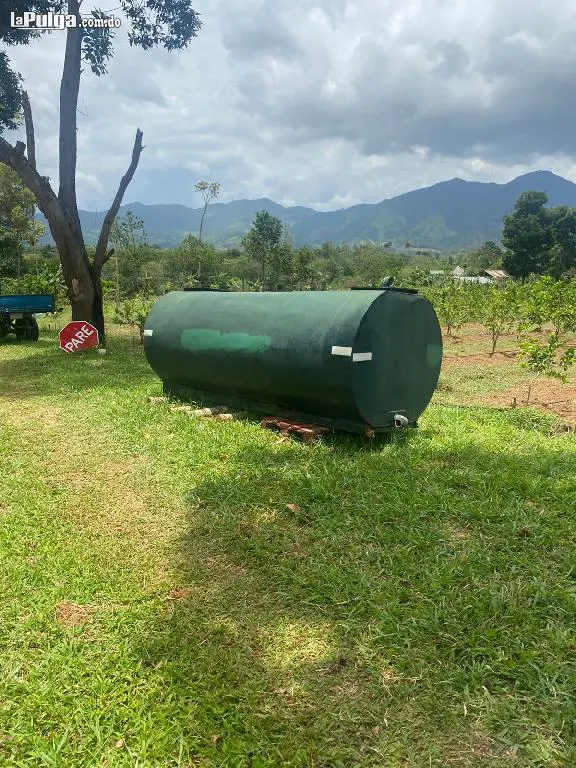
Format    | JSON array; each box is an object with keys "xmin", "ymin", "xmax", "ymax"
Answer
[{"xmin": 0, "ymin": 294, "xmax": 56, "ymax": 341}]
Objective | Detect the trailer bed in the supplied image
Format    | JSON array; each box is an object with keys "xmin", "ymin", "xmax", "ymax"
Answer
[{"xmin": 0, "ymin": 294, "xmax": 55, "ymax": 315}]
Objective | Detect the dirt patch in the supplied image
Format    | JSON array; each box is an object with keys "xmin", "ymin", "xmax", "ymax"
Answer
[
  {"xmin": 443, "ymin": 350, "xmax": 520, "ymax": 367},
  {"xmin": 444, "ymin": 524, "xmax": 472, "ymax": 543},
  {"xmin": 165, "ymin": 587, "xmax": 193, "ymax": 601},
  {"xmin": 480, "ymin": 378, "xmax": 576, "ymax": 425},
  {"xmin": 55, "ymin": 601, "xmax": 96, "ymax": 628},
  {"xmin": 68, "ymin": 473, "xmax": 93, "ymax": 490},
  {"xmin": 380, "ymin": 666, "xmax": 401, "ymax": 683}
]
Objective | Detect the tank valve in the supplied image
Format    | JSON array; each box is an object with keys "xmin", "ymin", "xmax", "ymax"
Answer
[{"xmin": 394, "ymin": 414, "xmax": 409, "ymax": 427}]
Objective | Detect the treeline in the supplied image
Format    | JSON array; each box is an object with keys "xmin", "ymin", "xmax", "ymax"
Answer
[
  {"xmin": 1, "ymin": 210, "xmax": 466, "ymax": 302},
  {"xmin": 2, "ymin": 162, "xmax": 576, "ymax": 303}
]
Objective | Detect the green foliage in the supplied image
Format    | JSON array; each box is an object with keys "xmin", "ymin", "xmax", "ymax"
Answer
[
  {"xmin": 0, "ymin": 52, "xmax": 22, "ymax": 132},
  {"xmin": 81, "ymin": 8, "xmax": 115, "ymax": 75},
  {"xmin": 266, "ymin": 224, "xmax": 294, "ymax": 291},
  {"xmin": 460, "ymin": 283, "xmax": 486, "ymax": 324},
  {"xmin": 0, "ymin": 263, "xmax": 66, "ymax": 305},
  {"xmin": 113, "ymin": 294, "xmax": 155, "ymax": 342},
  {"xmin": 168, "ymin": 235, "xmax": 223, "ymax": 289},
  {"xmin": 465, "ymin": 240, "xmax": 504, "ymax": 275},
  {"xmin": 292, "ymin": 246, "xmax": 315, "ymax": 290},
  {"xmin": 425, "ymin": 282, "xmax": 468, "ymax": 336},
  {"xmin": 547, "ymin": 206, "xmax": 576, "ymax": 278},
  {"xmin": 480, "ymin": 282, "xmax": 520, "ymax": 354},
  {"xmin": 0, "ymin": 166, "xmax": 44, "ymax": 277},
  {"xmin": 108, "ymin": 213, "xmax": 162, "ymax": 297},
  {"xmin": 110, "ymin": 211, "xmax": 146, "ymax": 252},
  {"xmin": 397, "ymin": 266, "xmax": 433, "ymax": 289},
  {"xmin": 195, "ymin": 181, "xmax": 221, "ymax": 242},
  {"xmin": 354, "ymin": 243, "xmax": 403, "ymax": 286},
  {"xmin": 515, "ymin": 276, "xmax": 576, "ymax": 402},
  {"xmin": 241, "ymin": 211, "xmax": 284, "ymax": 289},
  {"xmin": 502, "ymin": 192, "xmax": 576, "ymax": 281},
  {"xmin": 502, "ymin": 191, "xmax": 554, "ymax": 280},
  {"xmin": 519, "ymin": 332, "xmax": 576, "ymax": 404},
  {"xmin": 520, "ymin": 277, "xmax": 576, "ymax": 336}
]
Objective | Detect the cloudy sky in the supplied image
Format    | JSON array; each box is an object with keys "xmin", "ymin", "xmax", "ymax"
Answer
[{"xmin": 6, "ymin": 0, "xmax": 576, "ymax": 211}]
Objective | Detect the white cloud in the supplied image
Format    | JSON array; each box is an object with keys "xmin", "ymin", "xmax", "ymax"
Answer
[{"xmin": 4, "ymin": 0, "xmax": 576, "ymax": 211}]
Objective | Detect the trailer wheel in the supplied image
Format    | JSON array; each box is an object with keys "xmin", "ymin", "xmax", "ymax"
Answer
[
  {"xmin": 14, "ymin": 316, "xmax": 39, "ymax": 341},
  {"xmin": 29, "ymin": 316, "xmax": 40, "ymax": 341}
]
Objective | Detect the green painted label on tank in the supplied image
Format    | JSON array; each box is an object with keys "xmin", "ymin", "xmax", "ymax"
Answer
[
  {"xmin": 180, "ymin": 328, "xmax": 271, "ymax": 354},
  {"xmin": 426, "ymin": 343, "xmax": 442, "ymax": 367}
]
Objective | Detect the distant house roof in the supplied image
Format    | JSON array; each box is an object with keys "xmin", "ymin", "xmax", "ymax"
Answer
[
  {"xmin": 429, "ymin": 270, "xmax": 445, "ymax": 275},
  {"xmin": 482, "ymin": 269, "xmax": 511, "ymax": 280},
  {"xmin": 454, "ymin": 276, "xmax": 492, "ymax": 284}
]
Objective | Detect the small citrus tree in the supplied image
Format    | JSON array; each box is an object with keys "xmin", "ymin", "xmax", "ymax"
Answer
[
  {"xmin": 480, "ymin": 282, "xmax": 520, "ymax": 354},
  {"xmin": 517, "ymin": 277, "xmax": 576, "ymax": 403},
  {"xmin": 426, "ymin": 280, "xmax": 468, "ymax": 336},
  {"xmin": 114, "ymin": 294, "xmax": 155, "ymax": 343},
  {"xmin": 519, "ymin": 333, "xmax": 576, "ymax": 404}
]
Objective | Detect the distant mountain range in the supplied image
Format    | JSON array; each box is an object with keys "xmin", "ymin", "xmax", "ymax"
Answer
[{"xmin": 37, "ymin": 170, "xmax": 576, "ymax": 251}]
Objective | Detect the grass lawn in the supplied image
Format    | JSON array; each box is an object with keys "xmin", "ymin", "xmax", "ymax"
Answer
[{"xmin": 1, "ymin": 318, "xmax": 575, "ymax": 767}]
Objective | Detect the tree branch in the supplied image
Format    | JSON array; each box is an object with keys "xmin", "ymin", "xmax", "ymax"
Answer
[
  {"xmin": 0, "ymin": 136, "xmax": 55, "ymax": 216},
  {"xmin": 0, "ymin": 136, "xmax": 79, "ymax": 269},
  {"xmin": 93, "ymin": 129, "xmax": 144, "ymax": 270},
  {"xmin": 21, "ymin": 91, "xmax": 36, "ymax": 170}
]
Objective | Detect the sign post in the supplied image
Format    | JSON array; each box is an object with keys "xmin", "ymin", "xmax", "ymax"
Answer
[{"xmin": 59, "ymin": 321, "xmax": 99, "ymax": 353}]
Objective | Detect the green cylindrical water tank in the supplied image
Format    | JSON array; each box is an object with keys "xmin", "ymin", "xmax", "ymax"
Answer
[{"xmin": 143, "ymin": 288, "xmax": 442, "ymax": 433}]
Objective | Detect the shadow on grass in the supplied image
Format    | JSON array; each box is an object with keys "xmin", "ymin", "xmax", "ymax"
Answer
[
  {"xmin": 136, "ymin": 418, "xmax": 576, "ymax": 766},
  {"xmin": 0, "ymin": 334, "xmax": 154, "ymax": 401}
]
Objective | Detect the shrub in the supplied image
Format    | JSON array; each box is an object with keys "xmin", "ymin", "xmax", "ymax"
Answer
[{"xmin": 114, "ymin": 294, "xmax": 155, "ymax": 343}]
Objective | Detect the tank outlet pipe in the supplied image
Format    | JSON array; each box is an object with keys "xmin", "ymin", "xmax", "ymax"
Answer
[{"xmin": 394, "ymin": 414, "xmax": 409, "ymax": 427}]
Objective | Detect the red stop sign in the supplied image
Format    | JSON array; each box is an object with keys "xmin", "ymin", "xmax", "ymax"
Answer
[{"xmin": 59, "ymin": 321, "xmax": 99, "ymax": 353}]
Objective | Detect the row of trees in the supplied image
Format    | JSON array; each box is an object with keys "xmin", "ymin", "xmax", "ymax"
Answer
[
  {"xmin": 420, "ymin": 277, "xmax": 576, "ymax": 401},
  {"xmin": 2, "ymin": 159, "xmax": 576, "ymax": 339},
  {"xmin": 3, "ymin": 204, "xmax": 576, "ymax": 303},
  {"xmin": 0, "ymin": 202, "xmax": 452, "ymax": 297},
  {"xmin": 420, "ymin": 277, "xmax": 576, "ymax": 346}
]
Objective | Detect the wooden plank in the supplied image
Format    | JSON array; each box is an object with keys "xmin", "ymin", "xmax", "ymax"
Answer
[
  {"xmin": 169, "ymin": 405, "xmax": 229, "ymax": 417},
  {"xmin": 260, "ymin": 416, "xmax": 331, "ymax": 442},
  {"xmin": 192, "ymin": 406, "xmax": 229, "ymax": 417},
  {"xmin": 148, "ymin": 396, "xmax": 168, "ymax": 404},
  {"xmin": 213, "ymin": 412, "xmax": 245, "ymax": 421}
]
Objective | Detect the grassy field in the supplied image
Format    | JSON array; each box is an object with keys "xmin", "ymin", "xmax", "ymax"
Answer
[{"xmin": 1, "ymin": 316, "xmax": 575, "ymax": 767}]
